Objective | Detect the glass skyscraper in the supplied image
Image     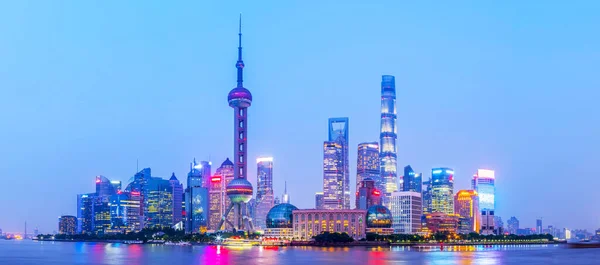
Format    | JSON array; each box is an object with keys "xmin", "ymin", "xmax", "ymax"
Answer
[
  {"xmin": 356, "ymin": 142, "xmax": 381, "ymax": 196},
  {"xmin": 402, "ymin": 165, "xmax": 422, "ymax": 193},
  {"xmin": 186, "ymin": 159, "xmax": 209, "ymax": 233},
  {"xmin": 169, "ymin": 173, "xmax": 184, "ymax": 226},
  {"xmin": 380, "ymin": 75, "xmax": 398, "ymax": 200},
  {"xmin": 77, "ymin": 193, "xmax": 94, "ymax": 234},
  {"xmin": 431, "ymin": 168, "xmax": 455, "ymax": 215},
  {"xmin": 322, "ymin": 141, "xmax": 344, "ymax": 210},
  {"xmin": 254, "ymin": 157, "xmax": 275, "ymax": 230},
  {"xmin": 472, "ymin": 169, "xmax": 495, "ymax": 235},
  {"xmin": 328, "ymin": 117, "xmax": 350, "ymax": 209}
]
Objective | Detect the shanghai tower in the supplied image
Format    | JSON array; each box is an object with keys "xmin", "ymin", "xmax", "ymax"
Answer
[
  {"xmin": 380, "ymin": 75, "xmax": 398, "ymax": 201},
  {"xmin": 217, "ymin": 15, "xmax": 254, "ymax": 232}
]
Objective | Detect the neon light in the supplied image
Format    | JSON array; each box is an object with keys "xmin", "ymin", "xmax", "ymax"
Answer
[
  {"xmin": 432, "ymin": 170, "xmax": 442, "ymax": 174},
  {"xmin": 193, "ymin": 164, "xmax": 203, "ymax": 169},
  {"xmin": 445, "ymin": 170, "xmax": 455, "ymax": 175},
  {"xmin": 372, "ymin": 190, "xmax": 381, "ymax": 196},
  {"xmin": 256, "ymin": 157, "xmax": 273, "ymax": 163},
  {"xmin": 131, "ymin": 192, "xmax": 140, "ymax": 196},
  {"xmin": 211, "ymin": 177, "xmax": 222, "ymax": 182}
]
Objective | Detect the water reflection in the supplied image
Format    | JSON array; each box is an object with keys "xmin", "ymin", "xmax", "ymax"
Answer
[{"xmin": 1, "ymin": 241, "xmax": 595, "ymax": 265}]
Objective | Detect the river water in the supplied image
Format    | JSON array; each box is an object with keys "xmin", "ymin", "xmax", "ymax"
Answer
[{"xmin": 1, "ymin": 240, "xmax": 598, "ymax": 265}]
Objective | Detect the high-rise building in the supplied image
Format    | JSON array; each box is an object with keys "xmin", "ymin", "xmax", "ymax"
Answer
[
  {"xmin": 58, "ymin": 216, "xmax": 77, "ymax": 235},
  {"xmin": 454, "ymin": 190, "xmax": 480, "ymax": 233},
  {"xmin": 186, "ymin": 160, "xmax": 209, "ymax": 233},
  {"xmin": 199, "ymin": 161, "xmax": 212, "ymax": 188},
  {"xmin": 209, "ymin": 158, "xmax": 235, "ymax": 231},
  {"xmin": 77, "ymin": 193, "xmax": 94, "ymax": 234},
  {"xmin": 356, "ymin": 178, "xmax": 382, "ymax": 210},
  {"xmin": 169, "ymin": 173, "xmax": 184, "ymax": 226},
  {"xmin": 431, "ymin": 168, "xmax": 455, "ymax": 215},
  {"xmin": 473, "ymin": 169, "xmax": 495, "ymax": 234},
  {"xmin": 536, "ymin": 219, "xmax": 543, "ymax": 235},
  {"xmin": 390, "ymin": 191, "xmax": 422, "ymax": 234},
  {"xmin": 92, "ymin": 195, "xmax": 111, "ymax": 234},
  {"xmin": 423, "ymin": 212, "xmax": 460, "ymax": 234},
  {"xmin": 380, "ymin": 75, "xmax": 398, "ymax": 200},
  {"xmin": 254, "ymin": 157, "xmax": 275, "ymax": 230},
  {"xmin": 256, "ymin": 157, "xmax": 274, "ymax": 201},
  {"xmin": 108, "ymin": 192, "xmax": 141, "ymax": 233},
  {"xmin": 216, "ymin": 16, "xmax": 254, "ymax": 232},
  {"xmin": 322, "ymin": 141, "xmax": 344, "ymax": 210},
  {"xmin": 328, "ymin": 117, "xmax": 350, "ymax": 209},
  {"xmin": 422, "ymin": 180, "xmax": 432, "ymax": 214},
  {"xmin": 356, "ymin": 142, "xmax": 382, "ymax": 197},
  {"xmin": 145, "ymin": 177, "xmax": 174, "ymax": 229},
  {"xmin": 402, "ymin": 165, "xmax": 422, "ymax": 193},
  {"xmin": 315, "ymin": 192, "xmax": 324, "ymax": 209},
  {"xmin": 95, "ymin": 176, "xmax": 118, "ymax": 197}
]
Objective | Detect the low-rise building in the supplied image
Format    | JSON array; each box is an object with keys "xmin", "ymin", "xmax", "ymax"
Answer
[{"xmin": 293, "ymin": 209, "xmax": 366, "ymax": 240}]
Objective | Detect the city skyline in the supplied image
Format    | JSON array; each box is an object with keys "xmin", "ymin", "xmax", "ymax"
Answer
[{"xmin": 2, "ymin": 1, "xmax": 599, "ymax": 233}]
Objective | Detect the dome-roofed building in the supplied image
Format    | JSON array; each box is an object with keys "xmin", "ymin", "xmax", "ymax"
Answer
[
  {"xmin": 221, "ymin": 157, "xmax": 234, "ymax": 168},
  {"xmin": 226, "ymin": 178, "xmax": 253, "ymax": 204},
  {"xmin": 366, "ymin": 205, "xmax": 394, "ymax": 235},
  {"xmin": 263, "ymin": 203, "xmax": 298, "ymax": 240}
]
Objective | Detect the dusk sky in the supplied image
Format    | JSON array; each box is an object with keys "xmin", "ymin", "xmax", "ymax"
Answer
[{"xmin": 1, "ymin": 1, "xmax": 599, "ymax": 233}]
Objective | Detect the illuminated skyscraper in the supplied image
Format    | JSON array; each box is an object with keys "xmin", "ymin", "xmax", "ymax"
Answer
[
  {"xmin": 323, "ymin": 141, "xmax": 344, "ymax": 210},
  {"xmin": 109, "ymin": 192, "xmax": 141, "ymax": 233},
  {"xmin": 357, "ymin": 142, "xmax": 382, "ymax": 196},
  {"xmin": 217, "ymin": 16, "xmax": 254, "ymax": 232},
  {"xmin": 186, "ymin": 159, "xmax": 208, "ymax": 233},
  {"xmin": 536, "ymin": 219, "xmax": 543, "ymax": 235},
  {"xmin": 208, "ymin": 159, "xmax": 234, "ymax": 231},
  {"xmin": 454, "ymin": 190, "xmax": 480, "ymax": 233},
  {"xmin": 402, "ymin": 165, "xmax": 422, "ymax": 193},
  {"xmin": 169, "ymin": 173, "xmax": 184, "ymax": 226},
  {"xmin": 472, "ymin": 169, "xmax": 495, "ymax": 235},
  {"xmin": 380, "ymin": 75, "xmax": 398, "ymax": 199},
  {"xmin": 77, "ymin": 193, "xmax": 94, "ymax": 234},
  {"xmin": 256, "ymin": 157, "xmax": 274, "ymax": 200},
  {"xmin": 200, "ymin": 161, "xmax": 212, "ymax": 188},
  {"xmin": 329, "ymin": 117, "xmax": 350, "ymax": 209},
  {"xmin": 254, "ymin": 157, "xmax": 275, "ymax": 230},
  {"xmin": 431, "ymin": 168, "xmax": 454, "ymax": 215}
]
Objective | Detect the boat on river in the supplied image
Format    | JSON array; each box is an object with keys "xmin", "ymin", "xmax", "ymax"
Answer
[{"xmin": 566, "ymin": 240, "xmax": 600, "ymax": 248}]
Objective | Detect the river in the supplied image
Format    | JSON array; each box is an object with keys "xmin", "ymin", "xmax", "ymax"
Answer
[{"xmin": 1, "ymin": 240, "xmax": 598, "ymax": 265}]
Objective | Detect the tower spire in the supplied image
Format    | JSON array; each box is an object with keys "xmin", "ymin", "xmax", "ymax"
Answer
[{"xmin": 236, "ymin": 13, "xmax": 244, "ymax": 88}]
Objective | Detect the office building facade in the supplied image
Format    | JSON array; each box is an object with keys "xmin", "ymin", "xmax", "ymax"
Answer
[
  {"xmin": 322, "ymin": 141, "xmax": 344, "ymax": 210},
  {"xmin": 403, "ymin": 165, "xmax": 422, "ymax": 193},
  {"xmin": 328, "ymin": 117, "xmax": 350, "ymax": 209},
  {"xmin": 58, "ymin": 215, "xmax": 77, "ymax": 235},
  {"xmin": 473, "ymin": 169, "xmax": 495, "ymax": 234},
  {"xmin": 431, "ymin": 168, "xmax": 455, "ymax": 215},
  {"xmin": 293, "ymin": 209, "xmax": 366, "ymax": 240},
  {"xmin": 356, "ymin": 178, "xmax": 382, "ymax": 210},
  {"xmin": 356, "ymin": 142, "xmax": 382, "ymax": 196},
  {"xmin": 254, "ymin": 157, "xmax": 275, "ymax": 230},
  {"xmin": 454, "ymin": 190, "xmax": 480, "ymax": 233},
  {"xmin": 390, "ymin": 191, "xmax": 422, "ymax": 234}
]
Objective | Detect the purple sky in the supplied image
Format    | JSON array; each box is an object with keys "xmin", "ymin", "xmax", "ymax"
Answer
[{"xmin": 1, "ymin": 1, "xmax": 599, "ymax": 233}]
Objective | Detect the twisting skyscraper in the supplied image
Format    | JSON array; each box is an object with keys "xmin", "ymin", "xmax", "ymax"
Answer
[
  {"xmin": 380, "ymin": 75, "xmax": 398, "ymax": 201},
  {"xmin": 217, "ymin": 16, "xmax": 254, "ymax": 232}
]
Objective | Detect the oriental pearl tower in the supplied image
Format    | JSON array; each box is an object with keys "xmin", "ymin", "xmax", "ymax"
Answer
[{"xmin": 217, "ymin": 15, "xmax": 254, "ymax": 232}]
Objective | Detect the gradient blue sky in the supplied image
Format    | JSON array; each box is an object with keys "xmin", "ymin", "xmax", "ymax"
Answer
[{"xmin": 1, "ymin": 1, "xmax": 599, "ymax": 233}]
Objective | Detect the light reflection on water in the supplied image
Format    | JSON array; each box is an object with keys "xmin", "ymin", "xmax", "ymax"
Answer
[{"xmin": 1, "ymin": 241, "xmax": 599, "ymax": 265}]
